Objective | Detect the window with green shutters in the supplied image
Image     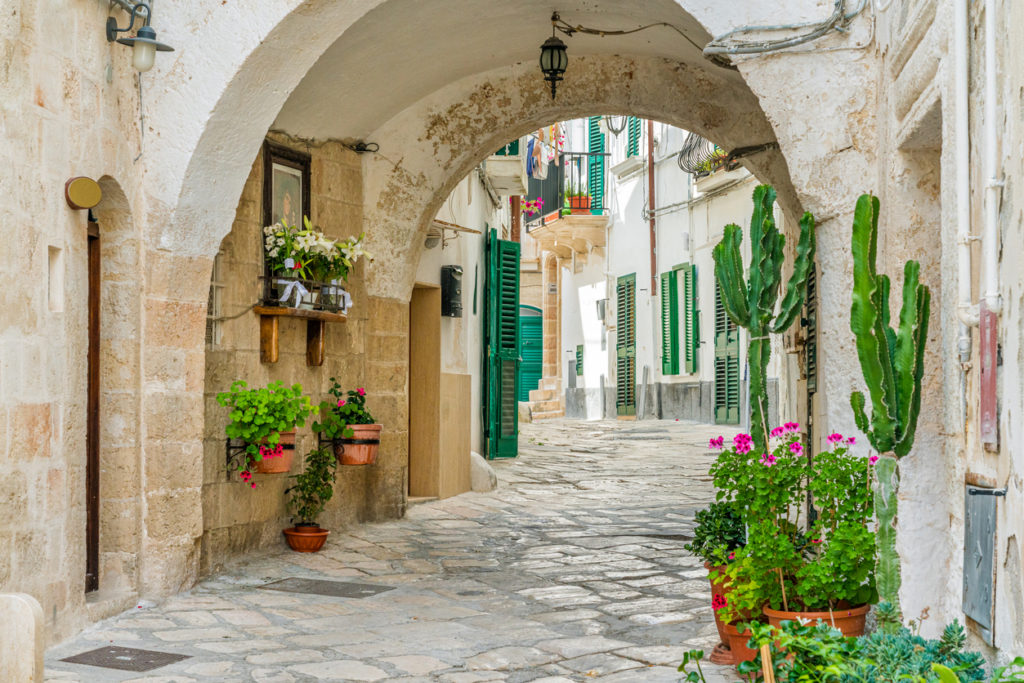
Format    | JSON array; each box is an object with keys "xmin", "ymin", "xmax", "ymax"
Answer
[
  {"xmin": 587, "ymin": 116, "xmax": 605, "ymax": 210},
  {"xmin": 484, "ymin": 229, "xmax": 521, "ymax": 458},
  {"xmin": 627, "ymin": 117, "xmax": 642, "ymax": 157},
  {"xmin": 575, "ymin": 345, "xmax": 584, "ymax": 377},
  {"xmin": 615, "ymin": 273, "xmax": 636, "ymax": 416},
  {"xmin": 660, "ymin": 271, "xmax": 679, "ymax": 375},
  {"xmin": 714, "ymin": 281, "xmax": 741, "ymax": 425}
]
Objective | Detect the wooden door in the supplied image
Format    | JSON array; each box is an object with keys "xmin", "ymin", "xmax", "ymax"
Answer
[
  {"xmin": 86, "ymin": 223, "xmax": 100, "ymax": 593},
  {"xmin": 615, "ymin": 273, "xmax": 636, "ymax": 417}
]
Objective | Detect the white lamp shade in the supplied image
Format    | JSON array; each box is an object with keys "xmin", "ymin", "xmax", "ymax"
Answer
[{"xmin": 132, "ymin": 40, "xmax": 156, "ymax": 72}]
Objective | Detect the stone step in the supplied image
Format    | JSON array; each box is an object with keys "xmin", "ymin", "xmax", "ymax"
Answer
[
  {"xmin": 531, "ymin": 409, "xmax": 565, "ymax": 421},
  {"xmin": 528, "ymin": 388, "xmax": 556, "ymax": 402},
  {"xmin": 531, "ymin": 399, "xmax": 562, "ymax": 413}
]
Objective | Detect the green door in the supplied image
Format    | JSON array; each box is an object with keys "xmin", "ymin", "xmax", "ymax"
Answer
[
  {"xmin": 616, "ymin": 273, "xmax": 637, "ymax": 416},
  {"xmin": 517, "ymin": 305, "xmax": 542, "ymax": 402},
  {"xmin": 714, "ymin": 281, "xmax": 740, "ymax": 424},
  {"xmin": 484, "ymin": 229, "xmax": 521, "ymax": 459}
]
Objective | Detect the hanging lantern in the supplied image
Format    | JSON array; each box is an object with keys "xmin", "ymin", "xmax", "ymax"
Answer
[{"xmin": 539, "ymin": 35, "xmax": 568, "ymax": 100}]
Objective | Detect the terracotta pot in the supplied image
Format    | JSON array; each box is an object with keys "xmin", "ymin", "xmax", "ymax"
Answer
[
  {"xmin": 724, "ymin": 622, "xmax": 760, "ymax": 667},
  {"xmin": 334, "ymin": 424, "xmax": 382, "ymax": 465},
  {"xmin": 254, "ymin": 430, "xmax": 296, "ymax": 474},
  {"xmin": 569, "ymin": 195, "xmax": 591, "ymax": 210},
  {"xmin": 282, "ymin": 525, "xmax": 329, "ymax": 552},
  {"xmin": 705, "ymin": 562, "xmax": 732, "ymax": 645},
  {"xmin": 763, "ymin": 604, "xmax": 870, "ymax": 637}
]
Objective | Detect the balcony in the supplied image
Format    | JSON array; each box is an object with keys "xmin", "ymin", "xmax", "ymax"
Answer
[{"xmin": 484, "ymin": 140, "xmax": 528, "ymax": 196}]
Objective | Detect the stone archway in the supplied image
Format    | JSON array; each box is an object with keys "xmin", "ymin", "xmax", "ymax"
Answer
[{"xmin": 137, "ymin": 0, "xmax": 881, "ymax": 602}]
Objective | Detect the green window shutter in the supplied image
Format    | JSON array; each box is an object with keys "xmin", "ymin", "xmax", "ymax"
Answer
[
  {"xmin": 587, "ymin": 116, "xmax": 605, "ymax": 210},
  {"xmin": 494, "ymin": 139, "xmax": 519, "ymax": 156},
  {"xmin": 485, "ymin": 229, "xmax": 521, "ymax": 458},
  {"xmin": 575, "ymin": 345, "xmax": 584, "ymax": 377},
  {"xmin": 679, "ymin": 264, "xmax": 699, "ymax": 373},
  {"xmin": 627, "ymin": 117, "xmax": 641, "ymax": 157},
  {"xmin": 616, "ymin": 273, "xmax": 637, "ymax": 416},
  {"xmin": 714, "ymin": 281, "xmax": 740, "ymax": 425},
  {"xmin": 660, "ymin": 271, "xmax": 679, "ymax": 375}
]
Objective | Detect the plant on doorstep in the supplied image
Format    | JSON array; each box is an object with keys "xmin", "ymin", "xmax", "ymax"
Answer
[
  {"xmin": 712, "ymin": 185, "xmax": 816, "ymax": 456},
  {"xmin": 217, "ymin": 380, "xmax": 315, "ymax": 482},
  {"xmin": 313, "ymin": 378, "xmax": 382, "ymax": 466},
  {"xmin": 282, "ymin": 446, "xmax": 338, "ymax": 552},
  {"xmin": 685, "ymin": 500, "xmax": 745, "ymax": 659},
  {"xmin": 847, "ymin": 194, "xmax": 930, "ymax": 623}
]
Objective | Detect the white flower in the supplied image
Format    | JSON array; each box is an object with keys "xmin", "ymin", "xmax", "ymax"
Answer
[
  {"xmin": 263, "ymin": 226, "xmax": 274, "ymax": 236},
  {"xmin": 268, "ymin": 248, "xmax": 279, "ymax": 257},
  {"xmin": 276, "ymin": 237, "xmax": 285, "ymax": 247}
]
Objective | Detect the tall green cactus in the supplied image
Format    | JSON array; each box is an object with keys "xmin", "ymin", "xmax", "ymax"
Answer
[
  {"xmin": 713, "ymin": 185, "xmax": 816, "ymax": 455},
  {"xmin": 848, "ymin": 194, "xmax": 930, "ymax": 622}
]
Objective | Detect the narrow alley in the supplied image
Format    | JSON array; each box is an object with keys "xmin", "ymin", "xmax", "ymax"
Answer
[{"xmin": 45, "ymin": 419, "xmax": 735, "ymax": 682}]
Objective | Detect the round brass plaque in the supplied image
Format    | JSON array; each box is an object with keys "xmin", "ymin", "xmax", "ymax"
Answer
[{"xmin": 65, "ymin": 177, "xmax": 102, "ymax": 210}]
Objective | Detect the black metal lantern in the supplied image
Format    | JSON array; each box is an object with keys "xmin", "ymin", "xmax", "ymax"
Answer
[{"xmin": 539, "ymin": 34, "xmax": 568, "ymax": 100}]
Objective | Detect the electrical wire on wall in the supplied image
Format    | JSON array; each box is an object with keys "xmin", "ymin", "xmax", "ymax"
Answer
[{"xmin": 703, "ymin": 0, "xmax": 871, "ymax": 61}]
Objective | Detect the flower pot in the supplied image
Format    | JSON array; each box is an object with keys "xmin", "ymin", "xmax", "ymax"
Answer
[
  {"xmin": 334, "ymin": 423, "xmax": 382, "ymax": 465},
  {"xmin": 763, "ymin": 604, "xmax": 870, "ymax": 637},
  {"xmin": 255, "ymin": 430, "xmax": 295, "ymax": 474},
  {"xmin": 569, "ymin": 195, "xmax": 591, "ymax": 210},
  {"xmin": 725, "ymin": 622, "xmax": 760, "ymax": 667},
  {"xmin": 282, "ymin": 525, "xmax": 329, "ymax": 552},
  {"xmin": 705, "ymin": 562, "xmax": 732, "ymax": 645}
]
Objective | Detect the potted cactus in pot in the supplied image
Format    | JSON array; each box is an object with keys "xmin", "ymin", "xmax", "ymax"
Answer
[{"xmin": 282, "ymin": 446, "xmax": 338, "ymax": 552}]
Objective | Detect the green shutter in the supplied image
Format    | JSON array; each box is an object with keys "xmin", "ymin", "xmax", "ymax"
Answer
[
  {"xmin": 627, "ymin": 117, "xmax": 641, "ymax": 157},
  {"xmin": 588, "ymin": 116, "xmax": 605, "ymax": 210},
  {"xmin": 616, "ymin": 273, "xmax": 637, "ymax": 416},
  {"xmin": 714, "ymin": 281, "xmax": 740, "ymax": 424},
  {"xmin": 494, "ymin": 140, "xmax": 519, "ymax": 156},
  {"xmin": 517, "ymin": 306, "xmax": 543, "ymax": 401},
  {"xmin": 677, "ymin": 264, "xmax": 699, "ymax": 373},
  {"xmin": 804, "ymin": 265, "xmax": 817, "ymax": 393},
  {"xmin": 485, "ymin": 229, "xmax": 521, "ymax": 458},
  {"xmin": 575, "ymin": 345, "xmax": 584, "ymax": 377},
  {"xmin": 660, "ymin": 271, "xmax": 679, "ymax": 375}
]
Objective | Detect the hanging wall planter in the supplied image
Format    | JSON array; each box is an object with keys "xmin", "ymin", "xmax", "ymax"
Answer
[
  {"xmin": 254, "ymin": 430, "xmax": 296, "ymax": 474},
  {"xmin": 334, "ymin": 423, "xmax": 382, "ymax": 466}
]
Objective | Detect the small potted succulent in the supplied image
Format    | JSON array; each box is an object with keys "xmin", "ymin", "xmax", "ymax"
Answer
[
  {"xmin": 313, "ymin": 378, "xmax": 381, "ymax": 465},
  {"xmin": 282, "ymin": 446, "xmax": 338, "ymax": 552},
  {"xmin": 217, "ymin": 380, "xmax": 314, "ymax": 481}
]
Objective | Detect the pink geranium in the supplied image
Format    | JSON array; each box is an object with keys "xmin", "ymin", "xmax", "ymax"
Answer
[
  {"xmin": 869, "ymin": 454, "xmax": 879, "ymax": 465},
  {"xmin": 760, "ymin": 453, "xmax": 777, "ymax": 467},
  {"xmin": 827, "ymin": 433, "xmax": 844, "ymax": 444},
  {"xmin": 357, "ymin": 387, "xmax": 366, "ymax": 397},
  {"xmin": 789, "ymin": 441, "xmax": 803, "ymax": 455}
]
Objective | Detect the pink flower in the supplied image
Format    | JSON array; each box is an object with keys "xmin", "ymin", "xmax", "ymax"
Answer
[
  {"xmin": 250, "ymin": 482, "xmax": 256, "ymax": 489},
  {"xmin": 846, "ymin": 437, "xmax": 856, "ymax": 445},
  {"xmin": 760, "ymin": 453, "xmax": 777, "ymax": 467},
  {"xmin": 827, "ymin": 433, "xmax": 844, "ymax": 444},
  {"xmin": 770, "ymin": 426, "xmax": 784, "ymax": 438},
  {"xmin": 728, "ymin": 552, "xmax": 736, "ymax": 561},
  {"xmin": 869, "ymin": 454, "xmax": 879, "ymax": 465},
  {"xmin": 712, "ymin": 594, "xmax": 728, "ymax": 611},
  {"xmin": 337, "ymin": 399, "xmax": 346, "ymax": 407},
  {"xmin": 811, "ymin": 538, "xmax": 822, "ymax": 544},
  {"xmin": 357, "ymin": 387, "xmax": 366, "ymax": 397},
  {"xmin": 783, "ymin": 422, "xmax": 801, "ymax": 433},
  {"xmin": 736, "ymin": 443, "xmax": 752, "ymax": 455},
  {"xmin": 789, "ymin": 442, "xmax": 803, "ymax": 455},
  {"xmin": 709, "ymin": 436, "xmax": 725, "ymax": 450}
]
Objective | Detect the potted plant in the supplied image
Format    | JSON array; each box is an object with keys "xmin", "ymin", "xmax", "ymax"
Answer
[
  {"xmin": 711, "ymin": 424, "xmax": 876, "ymax": 666},
  {"xmin": 282, "ymin": 446, "xmax": 338, "ymax": 552},
  {"xmin": 308, "ymin": 231, "xmax": 370, "ymax": 313},
  {"xmin": 217, "ymin": 380, "xmax": 315, "ymax": 481},
  {"xmin": 313, "ymin": 379, "xmax": 381, "ymax": 465},
  {"xmin": 685, "ymin": 498, "xmax": 745, "ymax": 662},
  {"xmin": 568, "ymin": 190, "xmax": 591, "ymax": 212}
]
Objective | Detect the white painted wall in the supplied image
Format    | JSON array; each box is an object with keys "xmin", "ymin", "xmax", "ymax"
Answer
[{"xmin": 417, "ymin": 172, "xmax": 510, "ymax": 454}]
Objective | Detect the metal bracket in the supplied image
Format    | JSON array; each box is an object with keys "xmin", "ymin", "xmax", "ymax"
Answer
[{"xmin": 968, "ymin": 487, "xmax": 1007, "ymax": 497}]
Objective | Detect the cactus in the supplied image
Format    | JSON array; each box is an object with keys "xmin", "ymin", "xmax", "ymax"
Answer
[
  {"xmin": 848, "ymin": 194, "xmax": 931, "ymax": 620},
  {"xmin": 713, "ymin": 184, "xmax": 816, "ymax": 454}
]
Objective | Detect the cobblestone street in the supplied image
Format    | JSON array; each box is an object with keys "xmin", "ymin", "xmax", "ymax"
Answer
[{"xmin": 46, "ymin": 419, "xmax": 737, "ymax": 682}]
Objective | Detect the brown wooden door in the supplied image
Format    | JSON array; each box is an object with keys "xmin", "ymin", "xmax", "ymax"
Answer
[{"xmin": 86, "ymin": 222, "xmax": 100, "ymax": 593}]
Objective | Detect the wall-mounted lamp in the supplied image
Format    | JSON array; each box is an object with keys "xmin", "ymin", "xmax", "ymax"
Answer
[
  {"xmin": 539, "ymin": 13, "xmax": 568, "ymax": 100},
  {"xmin": 106, "ymin": 1, "xmax": 174, "ymax": 72}
]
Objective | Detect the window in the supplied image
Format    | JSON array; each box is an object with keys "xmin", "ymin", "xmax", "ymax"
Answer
[
  {"xmin": 660, "ymin": 270, "xmax": 679, "ymax": 375},
  {"xmin": 575, "ymin": 344, "xmax": 584, "ymax": 377}
]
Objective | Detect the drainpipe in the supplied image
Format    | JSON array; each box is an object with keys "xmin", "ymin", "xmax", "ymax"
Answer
[
  {"xmin": 647, "ymin": 119, "xmax": 657, "ymax": 295},
  {"xmin": 982, "ymin": 0, "xmax": 1002, "ymax": 316},
  {"xmin": 954, "ymin": 0, "xmax": 975, "ymax": 433}
]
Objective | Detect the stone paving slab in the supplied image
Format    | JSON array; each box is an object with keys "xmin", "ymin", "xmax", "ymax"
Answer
[{"xmin": 46, "ymin": 419, "xmax": 739, "ymax": 682}]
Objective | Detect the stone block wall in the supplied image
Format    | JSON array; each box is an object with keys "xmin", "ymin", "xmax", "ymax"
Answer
[{"xmin": 201, "ymin": 135, "xmax": 408, "ymax": 575}]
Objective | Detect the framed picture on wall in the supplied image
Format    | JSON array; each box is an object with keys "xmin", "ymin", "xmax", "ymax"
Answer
[{"xmin": 262, "ymin": 141, "xmax": 311, "ymax": 229}]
